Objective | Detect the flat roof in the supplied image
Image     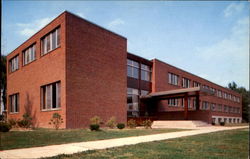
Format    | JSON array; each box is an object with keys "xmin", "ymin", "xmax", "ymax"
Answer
[{"xmin": 141, "ymin": 87, "xmax": 214, "ymax": 99}]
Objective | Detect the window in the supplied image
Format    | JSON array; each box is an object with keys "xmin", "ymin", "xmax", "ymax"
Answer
[
  {"xmin": 217, "ymin": 90, "xmax": 222, "ymax": 98},
  {"xmin": 41, "ymin": 81, "xmax": 61, "ymax": 110},
  {"xmin": 224, "ymin": 105, "xmax": 228, "ymax": 112},
  {"xmin": 141, "ymin": 64, "xmax": 151, "ymax": 81},
  {"xmin": 9, "ymin": 93, "xmax": 19, "ymax": 113},
  {"xmin": 127, "ymin": 59, "xmax": 139, "ymax": 79},
  {"xmin": 168, "ymin": 98, "xmax": 178, "ymax": 107},
  {"xmin": 211, "ymin": 103, "xmax": 216, "ymax": 111},
  {"xmin": 127, "ymin": 88, "xmax": 139, "ymax": 117},
  {"xmin": 9, "ymin": 55, "xmax": 19, "ymax": 73},
  {"xmin": 41, "ymin": 27, "xmax": 60, "ymax": 55},
  {"xmin": 168, "ymin": 73, "xmax": 179, "ymax": 85},
  {"xmin": 188, "ymin": 98, "xmax": 191, "ymax": 108},
  {"xmin": 236, "ymin": 97, "xmax": 240, "ymax": 103},
  {"xmin": 23, "ymin": 44, "xmax": 36, "ymax": 65},
  {"xmin": 202, "ymin": 101, "xmax": 209, "ymax": 110},
  {"xmin": 193, "ymin": 81, "xmax": 200, "ymax": 87},
  {"xmin": 217, "ymin": 104, "xmax": 222, "ymax": 112},
  {"xmin": 182, "ymin": 78, "xmax": 190, "ymax": 88}
]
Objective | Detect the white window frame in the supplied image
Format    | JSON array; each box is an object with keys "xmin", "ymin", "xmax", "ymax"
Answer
[{"xmin": 41, "ymin": 27, "xmax": 60, "ymax": 55}]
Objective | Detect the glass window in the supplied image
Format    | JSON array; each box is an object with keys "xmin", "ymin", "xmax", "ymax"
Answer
[
  {"xmin": 168, "ymin": 73, "xmax": 178, "ymax": 85},
  {"xmin": 127, "ymin": 59, "xmax": 139, "ymax": 79},
  {"xmin": 182, "ymin": 78, "xmax": 190, "ymax": 88},
  {"xmin": 41, "ymin": 27, "xmax": 61, "ymax": 55},
  {"xmin": 41, "ymin": 81, "xmax": 61, "ymax": 110},
  {"xmin": 127, "ymin": 88, "xmax": 139, "ymax": 117},
  {"xmin": 168, "ymin": 98, "xmax": 179, "ymax": 107},
  {"xmin": 9, "ymin": 55, "xmax": 19, "ymax": 73},
  {"xmin": 141, "ymin": 64, "xmax": 151, "ymax": 81},
  {"xmin": 9, "ymin": 93, "xmax": 19, "ymax": 113},
  {"xmin": 23, "ymin": 44, "xmax": 36, "ymax": 65},
  {"xmin": 193, "ymin": 81, "xmax": 200, "ymax": 87}
]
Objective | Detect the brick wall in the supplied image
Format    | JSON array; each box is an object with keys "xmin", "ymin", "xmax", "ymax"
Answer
[
  {"xmin": 6, "ymin": 12, "xmax": 67, "ymax": 128},
  {"xmin": 65, "ymin": 12, "xmax": 127, "ymax": 128}
]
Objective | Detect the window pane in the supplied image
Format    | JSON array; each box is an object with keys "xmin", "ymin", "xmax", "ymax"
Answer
[
  {"xmin": 133, "ymin": 68, "xmax": 139, "ymax": 79},
  {"xmin": 127, "ymin": 66, "xmax": 133, "ymax": 77},
  {"xmin": 52, "ymin": 31, "xmax": 56, "ymax": 50},
  {"xmin": 56, "ymin": 28, "xmax": 60, "ymax": 47},
  {"xmin": 46, "ymin": 85, "xmax": 52, "ymax": 109},
  {"xmin": 47, "ymin": 35, "xmax": 51, "ymax": 52}
]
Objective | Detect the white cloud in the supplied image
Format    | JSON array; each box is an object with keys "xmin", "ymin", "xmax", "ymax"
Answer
[
  {"xmin": 107, "ymin": 18, "xmax": 125, "ymax": 28},
  {"xmin": 195, "ymin": 16, "xmax": 249, "ymax": 88},
  {"xmin": 224, "ymin": 3, "xmax": 244, "ymax": 17},
  {"xmin": 16, "ymin": 16, "xmax": 55, "ymax": 37}
]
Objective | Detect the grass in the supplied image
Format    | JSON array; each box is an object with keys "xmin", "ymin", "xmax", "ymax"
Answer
[
  {"xmin": 45, "ymin": 128, "xmax": 249, "ymax": 159},
  {"xmin": 0, "ymin": 128, "xmax": 186, "ymax": 150}
]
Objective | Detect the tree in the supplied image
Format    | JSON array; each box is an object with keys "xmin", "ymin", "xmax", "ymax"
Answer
[
  {"xmin": 0, "ymin": 55, "xmax": 7, "ymax": 114},
  {"xmin": 228, "ymin": 82, "xmax": 249, "ymax": 122}
]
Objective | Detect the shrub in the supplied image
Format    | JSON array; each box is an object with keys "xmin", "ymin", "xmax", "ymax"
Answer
[
  {"xmin": 49, "ymin": 113, "xmax": 63, "ymax": 130},
  {"xmin": 142, "ymin": 119, "xmax": 152, "ymax": 129},
  {"xmin": 220, "ymin": 121, "xmax": 225, "ymax": 126},
  {"xmin": 117, "ymin": 123, "xmax": 125, "ymax": 129},
  {"xmin": 17, "ymin": 113, "xmax": 33, "ymax": 128},
  {"xmin": 90, "ymin": 124, "xmax": 100, "ymax": 131},
  {"xmin": 90, "ymin": 116, "xmax": 102, "ymax": 125},
  {"xmin": 127, "ymin": 119, "xmax": 137, "ymax": 128},
  {"xmin": 106, "ymin": 117, "xmax": 116, "ymax": 128},
  {"xmin": 8, "ymin": 118, "xmax": 17, "ymax": 128},
  {"xmin": 0, "ymin": 122, "xmax": 12, "ymax": 132},
  {"xmin": 0, "ymin": 115, "xmax": 4, "ymax": 121}
]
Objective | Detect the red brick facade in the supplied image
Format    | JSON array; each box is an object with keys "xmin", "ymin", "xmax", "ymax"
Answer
[
  {"xmin": 7, "ymin": 11, "xmax": 127, "ymax": 128},
  {"xmin": 6, "ymin": 11, "xmax": 242, "ymax": 128}
]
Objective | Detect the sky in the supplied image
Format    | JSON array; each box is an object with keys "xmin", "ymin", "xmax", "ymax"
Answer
[{"xmin": 2, "ymin": 1, "xmax": 249, "ymax": 89}]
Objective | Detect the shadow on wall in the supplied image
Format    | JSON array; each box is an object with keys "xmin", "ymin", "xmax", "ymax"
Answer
[{"xmin": 24, "ymin": 92, "xmax": 38, "ymax": 128}]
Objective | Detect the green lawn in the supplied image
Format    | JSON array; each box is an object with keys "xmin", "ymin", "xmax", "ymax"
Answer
[
  {"xmin": 0, "ymin": 128, "xmax": 186, "ymax": 150},
  {"xmin": 45, "ymin": 128, "xmax": 249, "ymax": 159}
]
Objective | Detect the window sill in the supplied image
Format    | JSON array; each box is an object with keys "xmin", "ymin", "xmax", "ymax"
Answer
[
  {"xmin": 23, "ymin": 59, "xmax": 37, "ymax": 67},
  {"xmin": 41, "ymin": 108, "xmax": 61, "ymax": 112},
  {"xmin": 9, "ymin": 69, "xmax": 19, "ymax": 74},
  {"xmin": 9, "ymin": 112, "xmax": 19, "ymax": 114},
  {"xmin": 41, "ymin": 46, "xmax": 61, "ymax": 58}
]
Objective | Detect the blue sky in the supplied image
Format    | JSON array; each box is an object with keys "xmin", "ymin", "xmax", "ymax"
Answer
[{"xmin": 2, "ymin": 1, "xmax": 249, "ymax": 89}]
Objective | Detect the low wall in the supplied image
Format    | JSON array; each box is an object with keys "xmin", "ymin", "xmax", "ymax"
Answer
[{"xmin": 156, "ymin": 110, "xmax": 211, "ymax": 123}]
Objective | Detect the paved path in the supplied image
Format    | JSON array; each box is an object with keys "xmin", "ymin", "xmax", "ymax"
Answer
[{"xmin": 0, "ymin": 126, "xmax": 248, "ymax": 159}]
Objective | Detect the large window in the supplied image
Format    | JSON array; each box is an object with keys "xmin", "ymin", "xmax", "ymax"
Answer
[
  {"xmin": 41, "ymin": 81, "xmax": 61, "ymax": 110},
  {"xmin": 217, "ymin": 104, "xmax": 222, "ymax": 112},
  {"xmin": 168, "ymin": 98, "xmax": 178, "ymax": 107},
  {"xmin": 127, "ymin": 88, "xmax": 139, "ymax": 117},
  {"xmin": 41, "ymin": 27, "xmax": 60, "ymax": 55},
  {"xmin": 217, "ymin": 90, "xmax": 222, "ymax": 97},
  {"xmin": 224, "ymin": 105, "xmax": 228, "ymax": 112},
  {"xmin": 211, "ymin": 103, "xmax": 216, "ymax": 111},
  {"xmin": 193, "ymin": 81, "xmax": 200, "ymax": 87},
  {"xmin": 168, "ymin": 73, "xmax": 178, "ymax": 85},
  {"xmin": 23, "ymin": 44, "xmax": 36, "ymax": 65},
  {"xmin": 9, "ymin": 93, "xmax": 19, "ymax": 113},
  {"xmin": 141, "ymin": 64, "xmax": 151, "ymax": 81},
  {"xmin": 127, "ymin": 59, "xmax": 139, "ymax": 79},
  {"xmin": 182, "ymin": 78, "xmax": 190, "ymax": 88},
  {"xmin": 9, "ymin": 55, "xmax": 19, "ymax": 73},
  {"xmin": 202, "ymin": 101, "xmax": 209, "ymax": 110}
]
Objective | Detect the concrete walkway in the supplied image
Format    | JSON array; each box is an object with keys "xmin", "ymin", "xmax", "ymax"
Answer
[{"xmin": 0, "ymin": 126, "xmax": 248, "ymax": 159}]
